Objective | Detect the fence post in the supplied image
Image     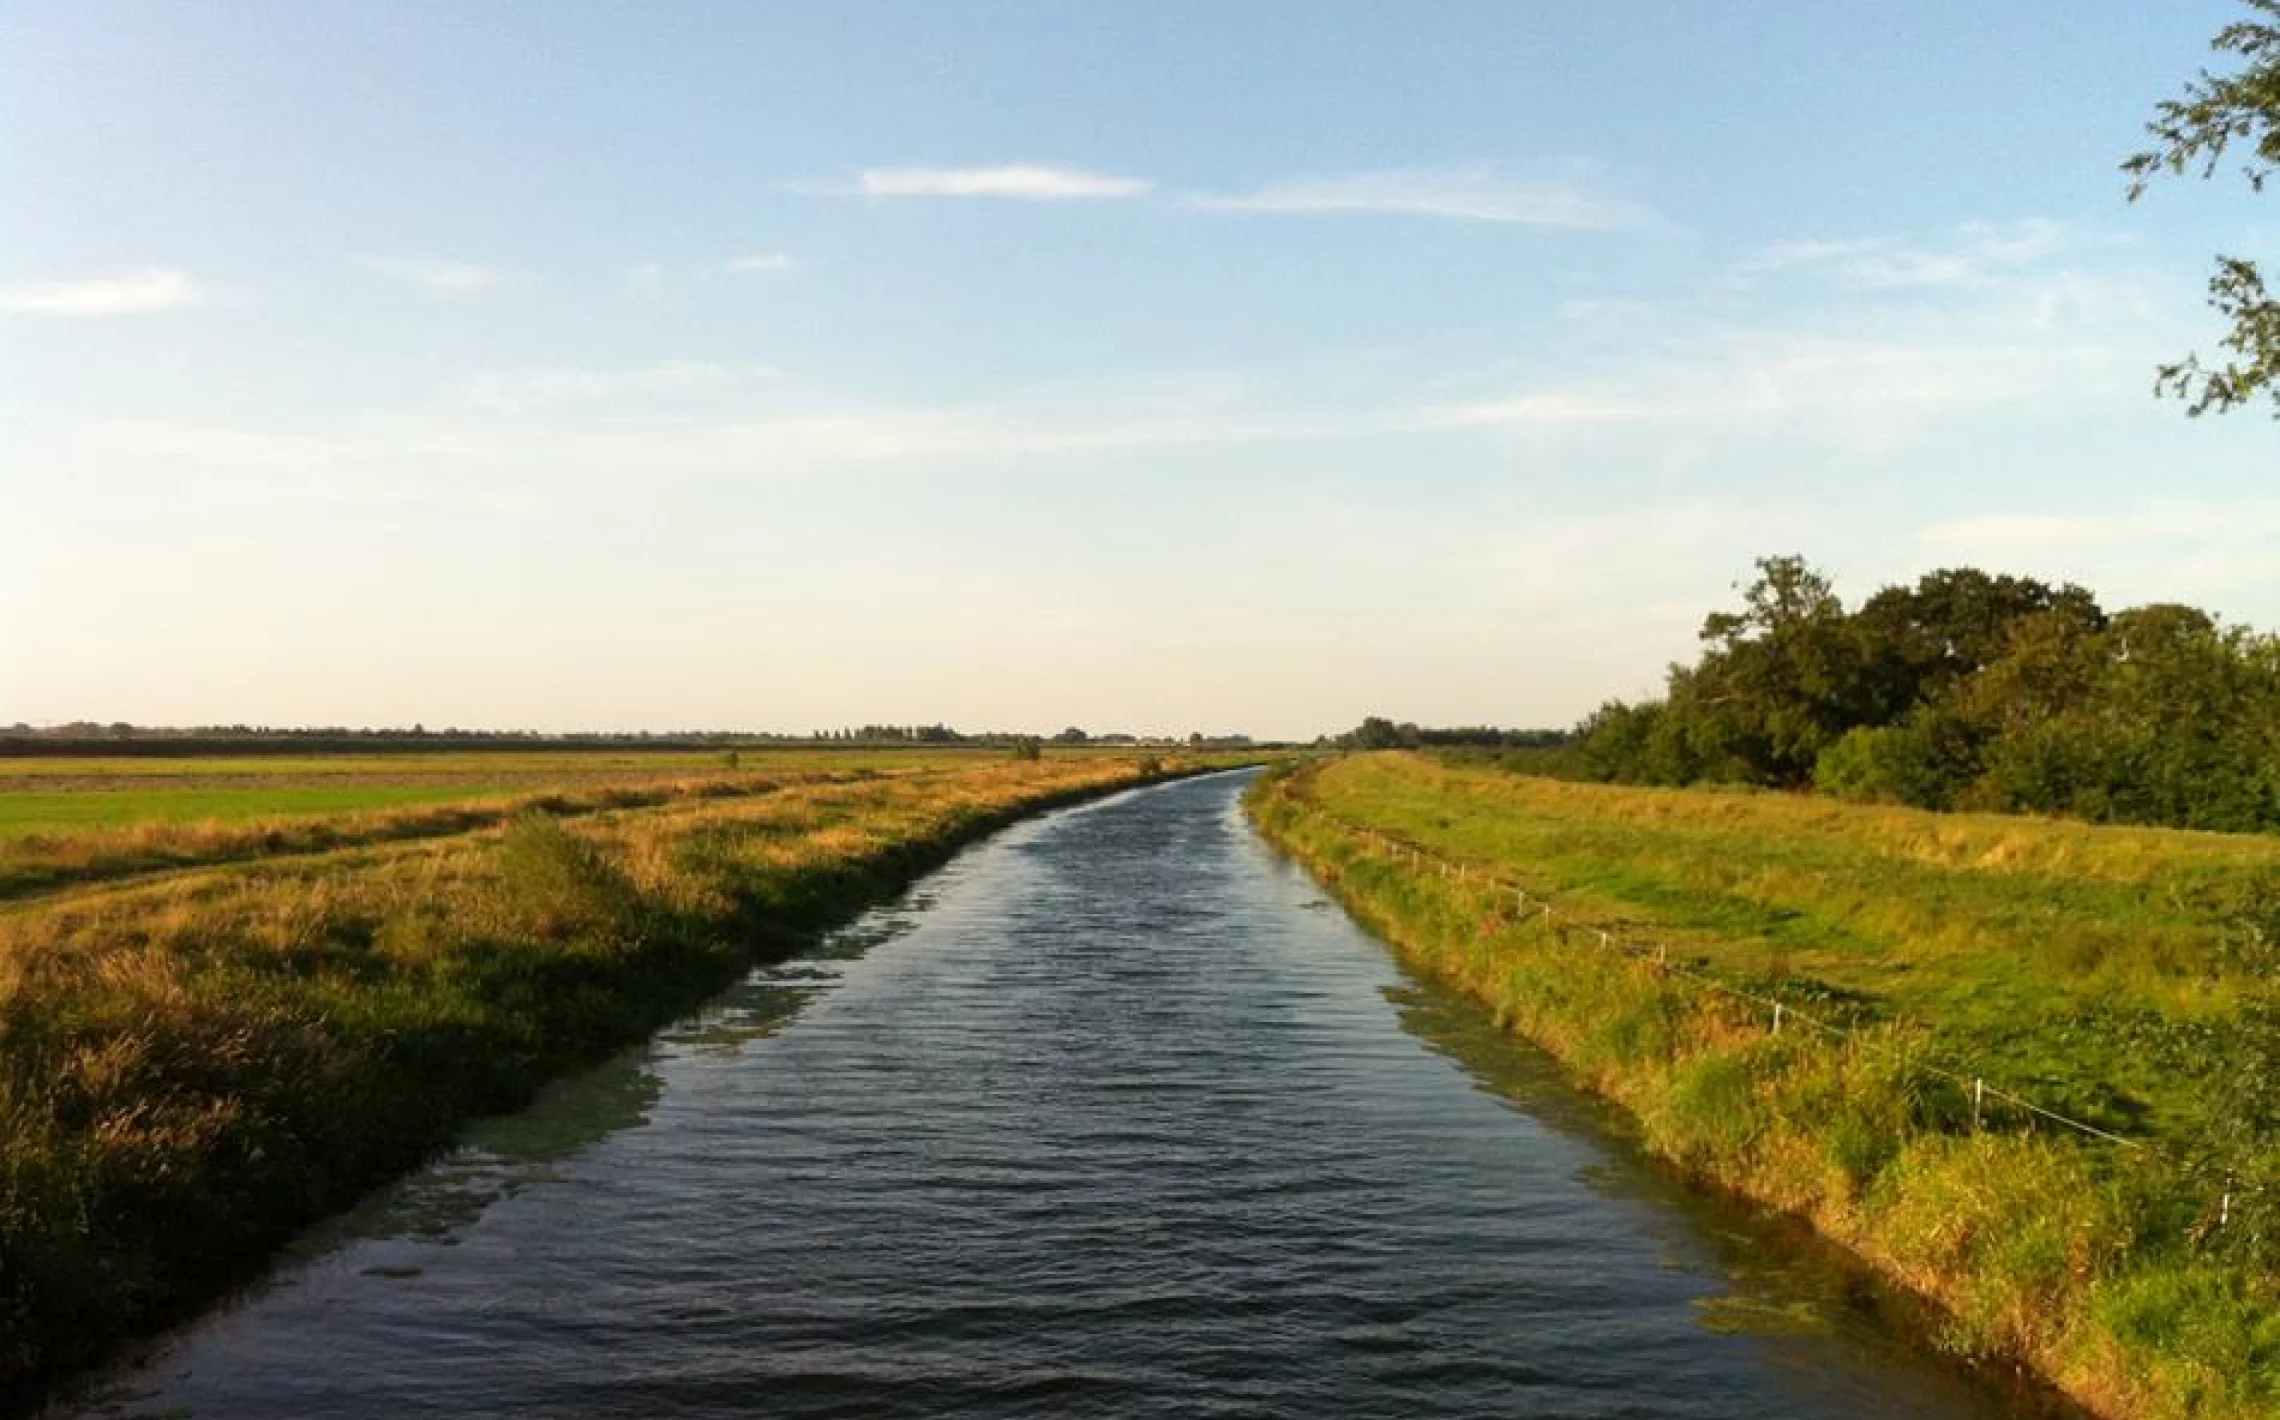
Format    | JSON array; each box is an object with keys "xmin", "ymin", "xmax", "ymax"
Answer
[
  {"xmin": 1772, "ymin": 1002, "xmax": 1784, "ymax": 1035},
  {"xmin": 1971, "ymin": 1077, "xmax": 1985, "ymax": 1132}
]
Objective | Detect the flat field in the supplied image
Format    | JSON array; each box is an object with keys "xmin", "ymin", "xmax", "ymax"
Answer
[
  {"xmin": 1294, "ymin": 753, "xmax": 2280, "ymax": 1141},
  {"xmin": 0, "ymin": 747, "xmax": 1004, "ymax": 896},
  {"xmin": 0, "ymin": 748, "xmax": 978, "ymax": 836}
]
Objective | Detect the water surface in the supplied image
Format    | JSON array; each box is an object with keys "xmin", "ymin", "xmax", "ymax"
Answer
[{"xmin": 63, "ymin": 771, "xmax": 2082, "ymax": 1419}]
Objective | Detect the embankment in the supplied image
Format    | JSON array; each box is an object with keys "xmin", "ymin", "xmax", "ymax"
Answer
[
  {"xmin": 0, "ymin": 757, "xmax": 1225, "ymax": 1403},
  {"xmin": 1248, "ymin": 754, "xmax": 2280, "ymax": 1420}
]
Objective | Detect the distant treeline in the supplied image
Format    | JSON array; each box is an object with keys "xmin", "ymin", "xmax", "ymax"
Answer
[
  {"xmin": 0, "ymin": 722, "xmax": 1260, "ymax": 759},
  {"xmin": 1551, "ymin": 555, "xmax": 2280, "ymax": 833},
  {"xmin": 1333, "ymin": 718, "xmax": 1570, "ymax": 751}
]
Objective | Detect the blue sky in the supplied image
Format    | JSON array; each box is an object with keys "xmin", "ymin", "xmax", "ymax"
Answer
[{"xmin": 5, "ymin": 2, "xmax": 2274, "ymax": 738}]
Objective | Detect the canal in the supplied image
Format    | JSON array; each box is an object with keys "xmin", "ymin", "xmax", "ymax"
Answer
[{"xmin": 62, "ymin": 770, "xmax": 2081, "ymax": 1419}]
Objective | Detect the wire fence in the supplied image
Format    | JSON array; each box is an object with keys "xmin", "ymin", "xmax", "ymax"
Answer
[
  {"xmin": 1272, "ymin": 766, "xmax": 2274, "ymax": 1251},
  {"xmin": 1310, "ymin": 809, "xmax": 2153, "ymax": 1154}
]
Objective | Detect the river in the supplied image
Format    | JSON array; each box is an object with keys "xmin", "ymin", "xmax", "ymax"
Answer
[{"xmin": 59, "ymin": 770, "xmax": 2082, "ymax": 1419}]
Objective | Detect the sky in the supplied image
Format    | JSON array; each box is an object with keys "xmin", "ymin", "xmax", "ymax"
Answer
[{"xmin": 4, "ymin": 1, "xmax": 2275, "ymax": 740}]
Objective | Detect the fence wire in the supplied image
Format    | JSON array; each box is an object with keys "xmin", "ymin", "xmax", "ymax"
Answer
[{"xmin": 1314, "ymin": 810, "xmax": 2150, "ymax": 1154}]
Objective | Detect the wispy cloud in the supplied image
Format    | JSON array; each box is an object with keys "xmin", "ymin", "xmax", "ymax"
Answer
[
  {"xmin": 1190, "ymin": 164, "xmax": 1652, "ymax": 228},
  {"xmin": 1923, "ymin": 500, "xmax": 2280, "ymax": 562},
  {"xmin": 1739, "ymin": 220, "xmax": 2081, "ymax": 291},
  {"xmin": 822, "ymin": 164, "xmax": 1154, "ymax": 200},
  {"xmin": 354, "ymin": 256, "xmax": 502, "ymax": 295},
  {"xmin": 453, "ymin": 361, "xmax": 778, "ymax": 413},
  {"xmin": 0, "ymin": 267, "xmax": 207, "ymax": 315},
  {"xmin": 723, "ymin": 251, "xmax": 795, "ymax": 274},
  {"xmin": 1921, "ymin": 499, "xmax": 2280, "ymax": 604},
  {"xmin": 1439, "ymin": 327, "xmax": 2127, "ymax": 455}
]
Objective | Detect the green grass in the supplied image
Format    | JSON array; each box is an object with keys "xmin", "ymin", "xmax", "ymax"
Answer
[
  {"xmin": 1294, "ymin": 753, "xmax": 2280, "ymax": 1141},
  {"xmin": 0, "ymin": 785, "xmax": 498, "ymax": 837},
  {"xmin": 1250, "ymin": 753, "xmax": 2280, "ymax": 1420}
]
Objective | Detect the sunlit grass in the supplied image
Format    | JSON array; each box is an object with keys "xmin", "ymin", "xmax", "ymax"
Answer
[
  {"xmin": 0, "ymin": 749, "xmax": 1214, "ymax": 1398},
  {"xmin": 0, "ymin": 785, "xmax": 499, "ymax": 837},
  {"xmin": 1251, "ymin": 753, "xmax": 2280, "ymax": 1420}
]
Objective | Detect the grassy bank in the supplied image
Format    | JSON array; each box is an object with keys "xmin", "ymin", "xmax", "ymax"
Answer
[
  {"xmin": 0, "ymin": 762, "xmax": 958, "ymax": 899},
  {"xmin": 0, "ymin": 750, "xmax": 1219, "ymax": 1401},
  {"xmin": 1249, "ymin": 753, "xmax": 2280, "ymax": 1420}
]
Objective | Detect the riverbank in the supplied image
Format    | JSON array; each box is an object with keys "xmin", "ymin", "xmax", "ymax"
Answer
[
  {"xmin": 0, "ymin": 753, "xmax": 1225, "ymax": 1401},
  {"xmin": 1247, "ymin": 754, "xmax": 2280, "ymax": 1420}
]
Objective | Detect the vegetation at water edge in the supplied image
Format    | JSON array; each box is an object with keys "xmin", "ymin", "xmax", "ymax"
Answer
[
  {"xmin": 0, "ymin": 749, "xmax": 1217, "ymax": 1402},
  {"xmin": 1251, "ymin": 753, "xmax": 2280, "ymax": 1420}
]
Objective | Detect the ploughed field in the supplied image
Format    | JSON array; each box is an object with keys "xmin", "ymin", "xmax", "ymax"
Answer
[
  {"xmin": 1252, "ymin": 753, "xmax": 2280, "ymax": 1420},
  {"xmin": 0, "ymin": 745, "xmax": 1203, "ymax": 1400}
]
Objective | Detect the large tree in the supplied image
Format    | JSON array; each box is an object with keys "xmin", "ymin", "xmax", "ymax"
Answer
[{"xmin": 2126, "ymin": 1, "xmax": 2280, "ymax": 416}]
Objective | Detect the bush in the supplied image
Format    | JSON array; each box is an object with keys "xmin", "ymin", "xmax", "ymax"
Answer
[{"xmin": 1814, "ymin": 715, "xmax": 1966, "ymax": 809}]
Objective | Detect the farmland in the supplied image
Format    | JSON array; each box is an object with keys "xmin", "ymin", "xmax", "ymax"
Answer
[
  {"xmin": 0, "ymin": 749, "xmax": 991, "ymax": 899},
  {"xmin": 1251, "ymin": 752, "xmax": 2280, "ymax": 1420},
  {"xmin": 0, "ymin": 748, "xmax": 972, "ymax": 836},
  {"xmin": 0, "ymin": 745, "xmax": 1215, "ymax": 1398}
]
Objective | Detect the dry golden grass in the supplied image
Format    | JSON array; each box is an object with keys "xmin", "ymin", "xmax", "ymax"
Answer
[{"xmin": 0, "ymin": 751, "xmax": 1210, "ymax": 1400}]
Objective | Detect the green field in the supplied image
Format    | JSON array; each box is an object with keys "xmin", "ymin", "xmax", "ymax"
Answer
[
  {"xmin": 1252, "ymin": 752, "xmax": 2280, "ymax": 1420},
  {"xmin": 0, "ymin": 748, "xmax": 958, "ymax": 784},
  {"xmin": 1292, "ymin": 752, "xmax": 2280, "ymax": 1140},
  {"xmin": 0, "ymin": 785, "xmax": 502, "ymax": 837},
  {"xmin": 0, "ymin": 747, "xmax": 997, "ymax": 897}
]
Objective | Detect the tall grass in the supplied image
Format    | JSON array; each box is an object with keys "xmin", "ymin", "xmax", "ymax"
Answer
[
  {"xmin": 0, "ymin": 755, "xmax": 1203, "ymax": 1400},
  {"xmin": 0, "ymin": 765, "xmax": 946, "ymax": 900},
  {"xmin": 1249, "ymin": 754, "xmax": 2280, "ymax": 1420}
]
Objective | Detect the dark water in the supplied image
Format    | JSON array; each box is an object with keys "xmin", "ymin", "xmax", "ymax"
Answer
[{"xmin": 62, "ymin": 771, "xmax": 2084, "ymax": 1419}]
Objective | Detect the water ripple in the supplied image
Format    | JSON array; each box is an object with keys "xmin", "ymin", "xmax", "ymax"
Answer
[{"xmin": 59, "ymin": 772, "xmax": 2085, "ymax": 1420}]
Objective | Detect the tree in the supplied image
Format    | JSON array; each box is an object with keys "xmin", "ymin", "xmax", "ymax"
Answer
[
  {"xmin": 1348, "ymin": 716, "xmax": 1403, "ymax": 751},
  {"xmin": 2126, "ymin": 1, "xmax": 2280, "ymax": 416},
  {"xmin": 1850, "ymin": 568, "xmax": 2104, "ymax": 722},
  {"xmin": 1688, "ymin": 555, "xmax": 1862, "ymax": 785}
]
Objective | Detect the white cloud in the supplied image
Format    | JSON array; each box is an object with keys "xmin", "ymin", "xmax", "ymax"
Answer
[
  {"xmin": 0, "ymin": 267, "xmax": 207, "ymax": 315},
  {"xmin": 354, "ymin": 256, "xmax": 502, "ymax": 295},
  {"xmin": 723, "ymin": 251, "xmax": 794, "ymax": 274},
  {"xmin": 1924, "ymin": 501, "xmax": 2280, "ymax": 562},
  {"xmin": 1191, "ymin": 164, "xmax": 1652, "ymax": 228},
  {"xmin": 1439, "ymin": 392, "xmax": 1645, "ymax": 429},
  {"xmin": 1740, "ymin": 220, "xmax": 2081, "ymax": 291},
  {"xmin": 1919, "ymin": 500, "xmax": 2280, "ymax": 607},
  {"xmin": 835, "ymin": 164, "xmax": 1153, "ymax": 200},
  {"xmin": 453, "ymin": 361, "xmax": 777, "ymax": 413},
  {"xmin": 1438, "ymin": 326, "xmax": 2128, "ymax": 457}
]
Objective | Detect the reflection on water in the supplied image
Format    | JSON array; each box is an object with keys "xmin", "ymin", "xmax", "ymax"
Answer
[
  {"xmin": 281, "ymin": 930, "xmax": 896, "ymax": 1262},
  {"xmin": 1384, "ymin": 974, "xmax": 2081, "ymax": 1419},
  {"xmin": 57, "ymin": 773, "xmax": 2089, "ymax": 1420}
]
